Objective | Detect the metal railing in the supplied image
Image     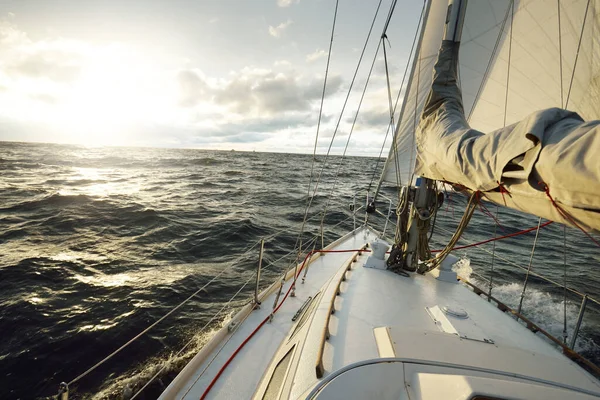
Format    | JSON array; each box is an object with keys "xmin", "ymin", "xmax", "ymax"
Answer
[
  {"xmin": 434, "ymin": 223, "xmax": 600, "ymax": 373},
  {"xmin": 53, "ymin": 197, "xmax": 367, "ymax": 399},
  {"xmin": 351, "ymin": 190, "xmax": 396, "ymax": 240},
  {"xmin": 460, "ymin": 278, "xmax": 600, "ymax": 377}
]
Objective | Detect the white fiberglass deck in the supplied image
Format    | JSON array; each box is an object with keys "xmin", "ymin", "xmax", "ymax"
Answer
[
  {"xmin": 161, "ymin": 226, "xmax": 600, "ymax": 399},
  {"xmin": 160, "ymin": 226, "xmax": 379, "ymax": 399}
]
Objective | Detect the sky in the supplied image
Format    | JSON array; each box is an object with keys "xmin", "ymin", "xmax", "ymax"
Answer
[{"xmin": 0, "ymin": 0, "xmax": 423, "ymax": 155}]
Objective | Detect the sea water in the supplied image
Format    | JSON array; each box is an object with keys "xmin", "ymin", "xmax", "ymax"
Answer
[{"xmin": 1, "ymin": 141, "xmax": 599, "ymax": 398}]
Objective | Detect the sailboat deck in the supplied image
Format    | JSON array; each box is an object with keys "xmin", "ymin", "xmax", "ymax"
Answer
[
  {"xmin": 161, "ymin": 226, "xmax": 600, "ymax": 399},
  {"xmin": 160, "ymin": 226, "xmax": 380, "ymax": 399}
]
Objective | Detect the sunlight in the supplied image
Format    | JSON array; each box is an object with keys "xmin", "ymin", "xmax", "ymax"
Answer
[
  {"xmin": 52, "ymin": 45, "xmax": 177, "ymax": 146},
  {"xmin": 57, "ymin": 167, "xmax": 142, "ymax": 197}
]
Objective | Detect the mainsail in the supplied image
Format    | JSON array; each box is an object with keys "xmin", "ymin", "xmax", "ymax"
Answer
[{"xmin": 381, "ymin": 0, "xmax": 600, "ymax": 231}]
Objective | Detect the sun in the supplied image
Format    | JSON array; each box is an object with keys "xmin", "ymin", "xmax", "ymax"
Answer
[{"xmin": 47, "ymin": 46, "xmax": 178, "ymax": 146}]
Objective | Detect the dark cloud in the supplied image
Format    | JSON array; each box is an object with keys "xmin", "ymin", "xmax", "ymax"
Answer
[
  {"xmin": 206, "ymin": 71, "xmax": 344, "ymax": 115},
  {"xmin": 348, "ymin": 108, "xmax": 390, "ymax": 129},
  {"xmin": 303, "ymin": 75, "xmax": 343, "ymax": 100},
  {"xmin": 214, "ymin": 113, "xmax": 315, "ymax": 137},
  {"xmin": 213, "ymin": 71, "xmax": 312, "ymax": 114}
]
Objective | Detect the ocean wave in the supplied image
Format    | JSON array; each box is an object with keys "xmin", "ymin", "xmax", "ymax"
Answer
[
  {"xmin": 1, "ymin": 142, "xmax": 599, "ymax": 399},
  {"xmin": 1, "ymin": 193, "xmax": 95, "ymax": 212}
]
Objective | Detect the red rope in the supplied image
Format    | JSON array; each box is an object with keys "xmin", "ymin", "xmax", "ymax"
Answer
[
  {"xmin": 200, "ymin": 185, "xmax": 600, "ymax": 398},
  {"xmin": 199, "ymin": 248, "xmax": 365, "ymax": 399},
  {"xmin": 478, "ymin": 201, "xmax": 506, "ymax": 234},
  {"xmin": 431, "ymin": 220, "xmax": 553, "ymax": 253},
  {"xmin": 540, "ymin": 182, "xmax": 600, "ymax": 248},
  {"xmin": 497, "ymin": 180, "xmax": 511, "ymax": 206}
]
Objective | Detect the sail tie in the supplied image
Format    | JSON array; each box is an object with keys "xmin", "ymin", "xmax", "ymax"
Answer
[
  {"xmin": 496, "ymin": 181, "xmax": 511, "ymax": 207},
  {"xmin": 540, "ymin": 181, "xmax": 600, "ymax": 247}
]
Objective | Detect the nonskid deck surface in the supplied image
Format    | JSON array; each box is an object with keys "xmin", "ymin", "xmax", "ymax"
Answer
[
  {"xmin": 161, "ymin": 227, "xmax": 379, "ymax": 399},
  {"xmin": 162, "ymin": 227, "xmax": 600, "ymax": 399}
]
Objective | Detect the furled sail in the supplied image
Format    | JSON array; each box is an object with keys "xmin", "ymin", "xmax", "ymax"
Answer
[
  {"xmin": 415, "ymin": 0, "xmax": 600, "ymax": 231},
  {"xmin": 380, "ymin": 0, "xmax": 450, "ymax": 185},
  {"xmin": 381, "ymin": 0, "xmax": 600, "ymax": 231}
]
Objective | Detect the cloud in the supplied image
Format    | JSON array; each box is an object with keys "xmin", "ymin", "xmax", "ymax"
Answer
[
  {"xmin": 274, "ymin": 59, "xmax": 291, "ymax": 67},
  {"xmin": 277, "ymin": 0, "xmax": 299, "ymax": 7},
  {"xmin": 0, "ymin": 20, "xmax": 84, "ymax": 83},
  {"xmin": 7, "ymin": 51, "xmax": 82, "ymax": 83},
  {"xmin": 306, "ymin": 49, "xmax": 328, "ymax": 63},
  {"xmin": 303, "ymin": 74, "xmax": 343, "ymax": 99},
  {"xmin": 212, "ymin": 69, "xmax": 343, "ymax": 116},
  {"xmin": 209, "ymin": 17, "xmax": 219, "ymax": 24},
  {"xmin": 29, "ymin": 93, "xmax": 59, "ymax": 104},
  {"xmin": 177, "ymin": 69, "xmax": 208, "ymax": 107},
  {"xmin": 350, "ymin": 108, "xmax": 390, "ymax": 129},
  {"xmin": 268, "ymin": 19, "xmax": 292, "ymax": 38}
]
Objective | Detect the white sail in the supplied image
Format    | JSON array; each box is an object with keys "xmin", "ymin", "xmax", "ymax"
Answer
[
  {"xmin": 414, "ymin": 0, "xmax": 600, "ymax": 231},
  {"xmin": 380, "ymin": 0, "xmax": 449, "ymax": 185},
  {"xmin": 381, "ymin": 0, "xmax": 600, "ymax": 185}
]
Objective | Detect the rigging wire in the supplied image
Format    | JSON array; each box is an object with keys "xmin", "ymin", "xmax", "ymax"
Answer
[
  {"xmin": 517, "ymin": 217, "xmax": 544, "ymax": 318},
  {"xmin": 466, "ymin": 0, "xmax": 514, "ymax": 122},
  {"xmin": 557, "ymin": 0, "xmax": 568, "ymax": 346},
  {"xmin": 299, "ymin": 0, "xmax": 340, "ymax": 256},
  {"xmin": 565, "ymin": 0, "xmax": 592, "ymax": 109},
  {"xmin": 65, "ymin": 239, "xmax": 262, "ymax": 387},
  {"xmin": 317, "ymin": 38, "xmax": 383, "ymax": 246},
  {"xmin": 367, "ymin": 1, "xmax": 426, "ymax": 192},
  {"xmin": 382, "ymin": 36, "xmax": 402, "ymax": 191},
  {"xmin": 563, "ymin": 225, "xmax": 568, "ymax": 344},
  {"xmin": 294, "ymin": 0, "xmax": 384, "ymax": 253},
  {"xmin": 318, "ymin": 0, "xmax": 407, "ymax": 244},
  {"xmin": 408, "ymin": 34, "xmax": 422, "ymax": 183},
  {"xmin": 503, "ymin": 0, "xmax": 515, "ymax": 128},
  {"xmin": 487, "ymin": 206, "xmax": 499, "ymax": 300},
  {"xmin": 486, "ymin": 0, "xmax": 515, "ymax": 300},
  {"xmin": 558, "ymin": 0, "xmax": 564, "ymax": 108}
]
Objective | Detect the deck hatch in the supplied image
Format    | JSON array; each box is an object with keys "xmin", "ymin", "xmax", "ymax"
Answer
[
  {"xmin": 373, "ymin": 327, "xmax": 396, "ymax": 357},
  {"xmin": 426, "ymin": 305, "xmax": 494, "ymax": 344},
  {"xmin": 262, "ymin": 345, "xmax": 295, "ymax": 400}
]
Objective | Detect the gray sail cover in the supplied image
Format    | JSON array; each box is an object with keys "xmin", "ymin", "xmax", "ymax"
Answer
[
  {"xmin": 383, "ymin": 0, "xmax": 600, "ymax": 184},
  {"xmin": 417, "ymin": 39, "xmax": 600, "ymax": 231},
  {"xmin": 416, "ymin": 41, "xmax": 600, "ymax": 230},
  {"xmin": 380, "ymin": 0, "xmax": 600, "ymax": 230}
]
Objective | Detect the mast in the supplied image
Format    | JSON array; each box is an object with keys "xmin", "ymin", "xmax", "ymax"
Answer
[
  {"xmin": 402, "ymin": 0, "xmax": 468, "ymax": 271},
  {"xmin": 373, "ymin": 1, "xmax": 432, "ymax": 200}
]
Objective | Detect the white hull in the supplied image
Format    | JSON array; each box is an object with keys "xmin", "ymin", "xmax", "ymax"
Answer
[{"xmin": 160, "ymin": 226, "xmax": 600, "ymax": 399}]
